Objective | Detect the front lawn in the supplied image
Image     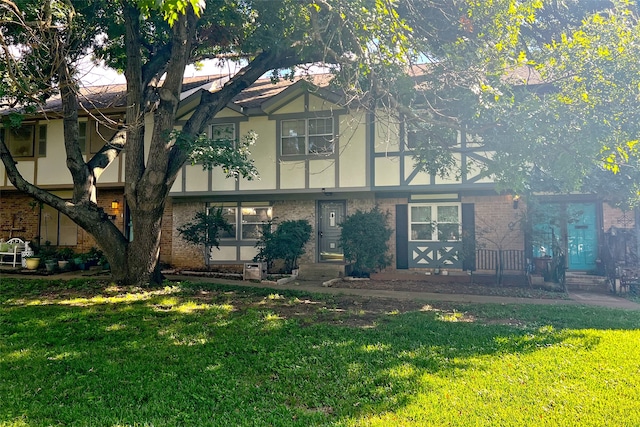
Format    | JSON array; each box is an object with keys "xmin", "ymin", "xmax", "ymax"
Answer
[{"xmin": 1, "ymin": 278, "xmax": 639, "ymax": 426}]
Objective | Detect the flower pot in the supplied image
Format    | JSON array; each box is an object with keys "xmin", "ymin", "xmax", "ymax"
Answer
[
  {"xmin": 58, "ymin": 260, "xmax": 70, "ymax": 270},
  {"xmin": 25, "ymin": 257, "xmax": 41, "ymax": 270},
  {"xmin": 73, "ymin": 258, "xmax": 87, "ymax": 270},
  {"xmin": 45, "ymin": 261, "xmax": 57, "ymax": 273}
]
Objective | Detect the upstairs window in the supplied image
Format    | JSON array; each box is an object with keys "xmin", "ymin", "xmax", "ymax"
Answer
[
  {"xmin": 0, "ymin": 124, "xmax": 47, "ymax": 157},
  {"xmin": 77, "ymin": 118, "xmax": 121, "ymax": 154},
  {"xmin": 409, "ymin": 203, "xmax": 460, "ymax": 241},
  {"xmin": 210, "ymin": 123, "xmax": 236, "ymax": 145},
  {"xmin": 406, "ymin": 123, "xmax": 457, "ymax": 150},
  {"xmin": 281, "ymin": 118, "xmax": 334, "ymax": 156},
  {"xmin": 1, "ymin": 125, "xmax": 35, "ymax": 157}
]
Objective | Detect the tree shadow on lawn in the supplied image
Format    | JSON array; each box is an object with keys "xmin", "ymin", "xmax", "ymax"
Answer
[{"xmin": 1, "ymin": 279, "xmax": 638, "ymax": 426}]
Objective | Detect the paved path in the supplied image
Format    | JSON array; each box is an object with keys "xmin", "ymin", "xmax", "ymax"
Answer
[{"xmin": 2, "ymin": 269, "xmax": 639, "ymax": 310}]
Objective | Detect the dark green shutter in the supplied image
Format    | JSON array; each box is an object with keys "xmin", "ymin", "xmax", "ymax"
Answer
[
  {"xmin": 395, "ymin": 204, "xmax": 409, "ymax": 269},
  {"xmin": 461, "ymin": 203, "xmax": 476, "ymax": 271}
]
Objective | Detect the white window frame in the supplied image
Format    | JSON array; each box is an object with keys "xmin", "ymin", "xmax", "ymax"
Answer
[
  {"xmin": 280, "ymin": 117, "xmax": 334, "ymax": 156},
  {"xmin": 409, "ymin": 203, "xmax": 461, "ymax": 242}
]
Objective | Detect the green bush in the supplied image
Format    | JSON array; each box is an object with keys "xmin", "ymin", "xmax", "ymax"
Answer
[
  {"xmin": 177, "ymin": 207, "xmax": 234, "ymax": 266},
  {"xmin": 254, "ymin": 219, "xmax": 312, "ymax": 273},
  {"xmin": 340, "ymin": 207, "xmax": 392, "ymax": 276}
]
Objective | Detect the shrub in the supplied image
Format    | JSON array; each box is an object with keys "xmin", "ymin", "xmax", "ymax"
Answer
[
  {"xmin": 340, "ymin": 207, "xmax": 392, "ymax": 276},
  {"xmin": 177, "ymin": 207, "xmax": 234, "ymax": 267},
  {"xmin": 254, "ymin": 219, "xmax": 312, "ymax": 273}
]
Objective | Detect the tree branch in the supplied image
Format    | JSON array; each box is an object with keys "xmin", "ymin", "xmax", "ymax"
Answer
[{"xmin": 167, "ymin": 48, "xmax": 311, "ymax": 177}]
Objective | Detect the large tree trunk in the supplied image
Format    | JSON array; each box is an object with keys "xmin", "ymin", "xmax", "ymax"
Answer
[{"xmin": 117, "ymin": 207, "xmax": 165, "ymax": 285}]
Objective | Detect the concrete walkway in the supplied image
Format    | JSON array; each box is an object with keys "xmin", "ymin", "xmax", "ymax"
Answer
[{"xmin": 1, "ymin": 268, "xmax": 639, "ymax": 310}]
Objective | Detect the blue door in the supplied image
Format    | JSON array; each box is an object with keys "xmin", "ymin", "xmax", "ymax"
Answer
[{"xmin": 566, "ymin": 203, "xmax": 598, "ymax": 270}]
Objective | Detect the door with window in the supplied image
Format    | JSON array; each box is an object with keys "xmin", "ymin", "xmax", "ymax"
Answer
[
  {"xmin": 318, "ymin": 201, "xmax": 345, "ymax": 261},
  {"xmin": 567, "ymin": 203, "xmax": 598, "ymax": 270}
]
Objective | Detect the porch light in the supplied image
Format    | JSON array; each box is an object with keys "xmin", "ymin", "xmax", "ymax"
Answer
[
  {"xmin": 512, "ymin": 195, "xmax": 520, "ymax": 210},
  {"xmin": 111, "ymin": 200, "xmax": 120, "ymax": 210}
]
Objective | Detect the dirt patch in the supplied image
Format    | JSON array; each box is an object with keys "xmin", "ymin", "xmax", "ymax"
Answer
[{"xmin": 330, "ymin": 278, "xmax": 568, "ymax": 300}]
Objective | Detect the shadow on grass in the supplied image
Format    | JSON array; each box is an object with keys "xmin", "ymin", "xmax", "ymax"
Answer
[{"xmin": 1, "ymin": 278, "xmax": 639, "ymax": 426}]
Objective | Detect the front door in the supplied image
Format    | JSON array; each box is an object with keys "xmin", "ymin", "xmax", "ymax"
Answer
[
  {"xmin": 318, "ymin": 201, "xmax": 345, "ymax": 261},
  {"xmin": 531, "ymin": 202, "xmax": 598, "ymax": 271},
  {"xmin": 567, "ymin": 203, "xmax": 598, "ymax": 270}
]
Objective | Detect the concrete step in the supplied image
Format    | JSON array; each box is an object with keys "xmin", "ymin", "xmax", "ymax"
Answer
[
  {"xmin": 565, "ymin": 273, "xmax": 610, "ymax": 292},
  {"xmin": 297, "ymin": 263, "xmax": 351, "ymax": 281}
]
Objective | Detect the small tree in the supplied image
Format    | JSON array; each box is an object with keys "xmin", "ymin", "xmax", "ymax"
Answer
[
  {"xmin": 340, "ymin": 207, "xmax": 392, "ymax": 277},
  {"xmin": 177, "ymin": 207, "xmax": 233, "ymax": 268},
  {"xmin": 254, "ymin": 219, "xmax": 312, "ymax": 273}
]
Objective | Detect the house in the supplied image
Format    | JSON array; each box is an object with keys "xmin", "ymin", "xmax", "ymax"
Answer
[{"xmin": 1, "ymin": 73, "xmax": 638, "ymax": 283}]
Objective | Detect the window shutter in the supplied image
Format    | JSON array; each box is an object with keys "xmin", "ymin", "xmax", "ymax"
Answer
[
  {"xmin": 79, "ymin": 122, "xmax": 87, "ymax": 154},
  {"xmin": 461, "ymin": 203, "xmax": 476, "ymax": 271},
  {"xmin": 38, "ymin": 125, "xmax": 47, "ymax": 156},
  {"xmin": 395, "ymin": 204, "xmax": 409, "ymax": 269}
]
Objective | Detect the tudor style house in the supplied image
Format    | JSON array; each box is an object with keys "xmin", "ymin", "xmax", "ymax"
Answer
[{"xmin": 1, "ymin": 73, "xmax": 638, "ymax": 281}]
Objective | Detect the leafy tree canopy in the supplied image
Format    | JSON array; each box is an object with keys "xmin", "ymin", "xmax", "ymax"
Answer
[{"xmin": 403, "ymin": 0, "xmax": 640, "ymax": 208}]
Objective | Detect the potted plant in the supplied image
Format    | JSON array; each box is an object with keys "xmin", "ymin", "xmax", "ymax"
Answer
[
  {"xmin": 86, "ymin": 247, "xmax": 104, "ymax": 267},
  {"xmin": 73, "ymin": 253, "xmax": 90, "ymax": 270},
  {"xmin": 56, "ymin": 248, "xmax": 74, "ymax": 271},
  {"xmin": 44, "ymin": 257, "xmax": 57, "ymax": 273},
  {"xmin": 24, "ymin": 255, "xmax": 41, "ymax": 270}
]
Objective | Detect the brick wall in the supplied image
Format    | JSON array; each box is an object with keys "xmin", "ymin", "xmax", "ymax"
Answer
[
  {"xmin": 273, "ymin": 200, "xmax": 317, "ymax": 264},
  {"xmin": 374, "ymin": 197, "xmax": 408, "ymax": 272},
  {"xmin": 602, "ymin": 203, "xmax": 636, "ymax": 231},
  {"xmin": 170, "ymin": 201, "xmax": 207, "ymax": 269},
  {"xmin": 462, "ymin": 194, "xmax": 525, "ymax": 252},
  {"xmin": 160, "ymin": 199, "xmax": 173, "ymax": 264},
  {"xmin": 0, "ymin": 189, "xmax": 125, "ymax": 252},
  {"xmin": 0, "ymin": 192, "xmax": 39, "ymax": 242}
]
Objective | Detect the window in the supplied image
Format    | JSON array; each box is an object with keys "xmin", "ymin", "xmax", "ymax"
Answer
[
  {"xmin": 219, "ymin": 207, "xmax": 237, "ymax": 239},
  {"xmin": 40, "ymin": 204, "xmax": 78, "ymax": 246},
  {"xmin": 77, "ymin": 118, "xmax": 120, "ymax": 154},
  {"xmin": 241, "ymin": 207, "xmax": 272, "ymax": 239},
  {"xmin": 281, "ymin": 118, "xmax": 334, "ymax": 156},
  {"xmin": 215, "ymin": 204, "xmax": 273, "ymax": 241},
  {"xmin": 210, "ymin": 123, "xmax": 236, "ymax": 145},
  {"xmin": 1, "ymin": 125, "xmax": 35, "ymax": 157},
  {"xmin": 405, "ymin": 123, "xmax": 457, "ymax": 150},
  {"xmin": 409, "ymin": 203, "xmax": 460, "ymax": 241},
  {"xmin": 89, "ymin": 119, "xmax": 119, "ymax": 153}
]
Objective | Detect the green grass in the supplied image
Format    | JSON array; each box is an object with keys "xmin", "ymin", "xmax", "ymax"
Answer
[{"xmin": 1, "ymin": 278, "xmax": 639, "ymax": 426}]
